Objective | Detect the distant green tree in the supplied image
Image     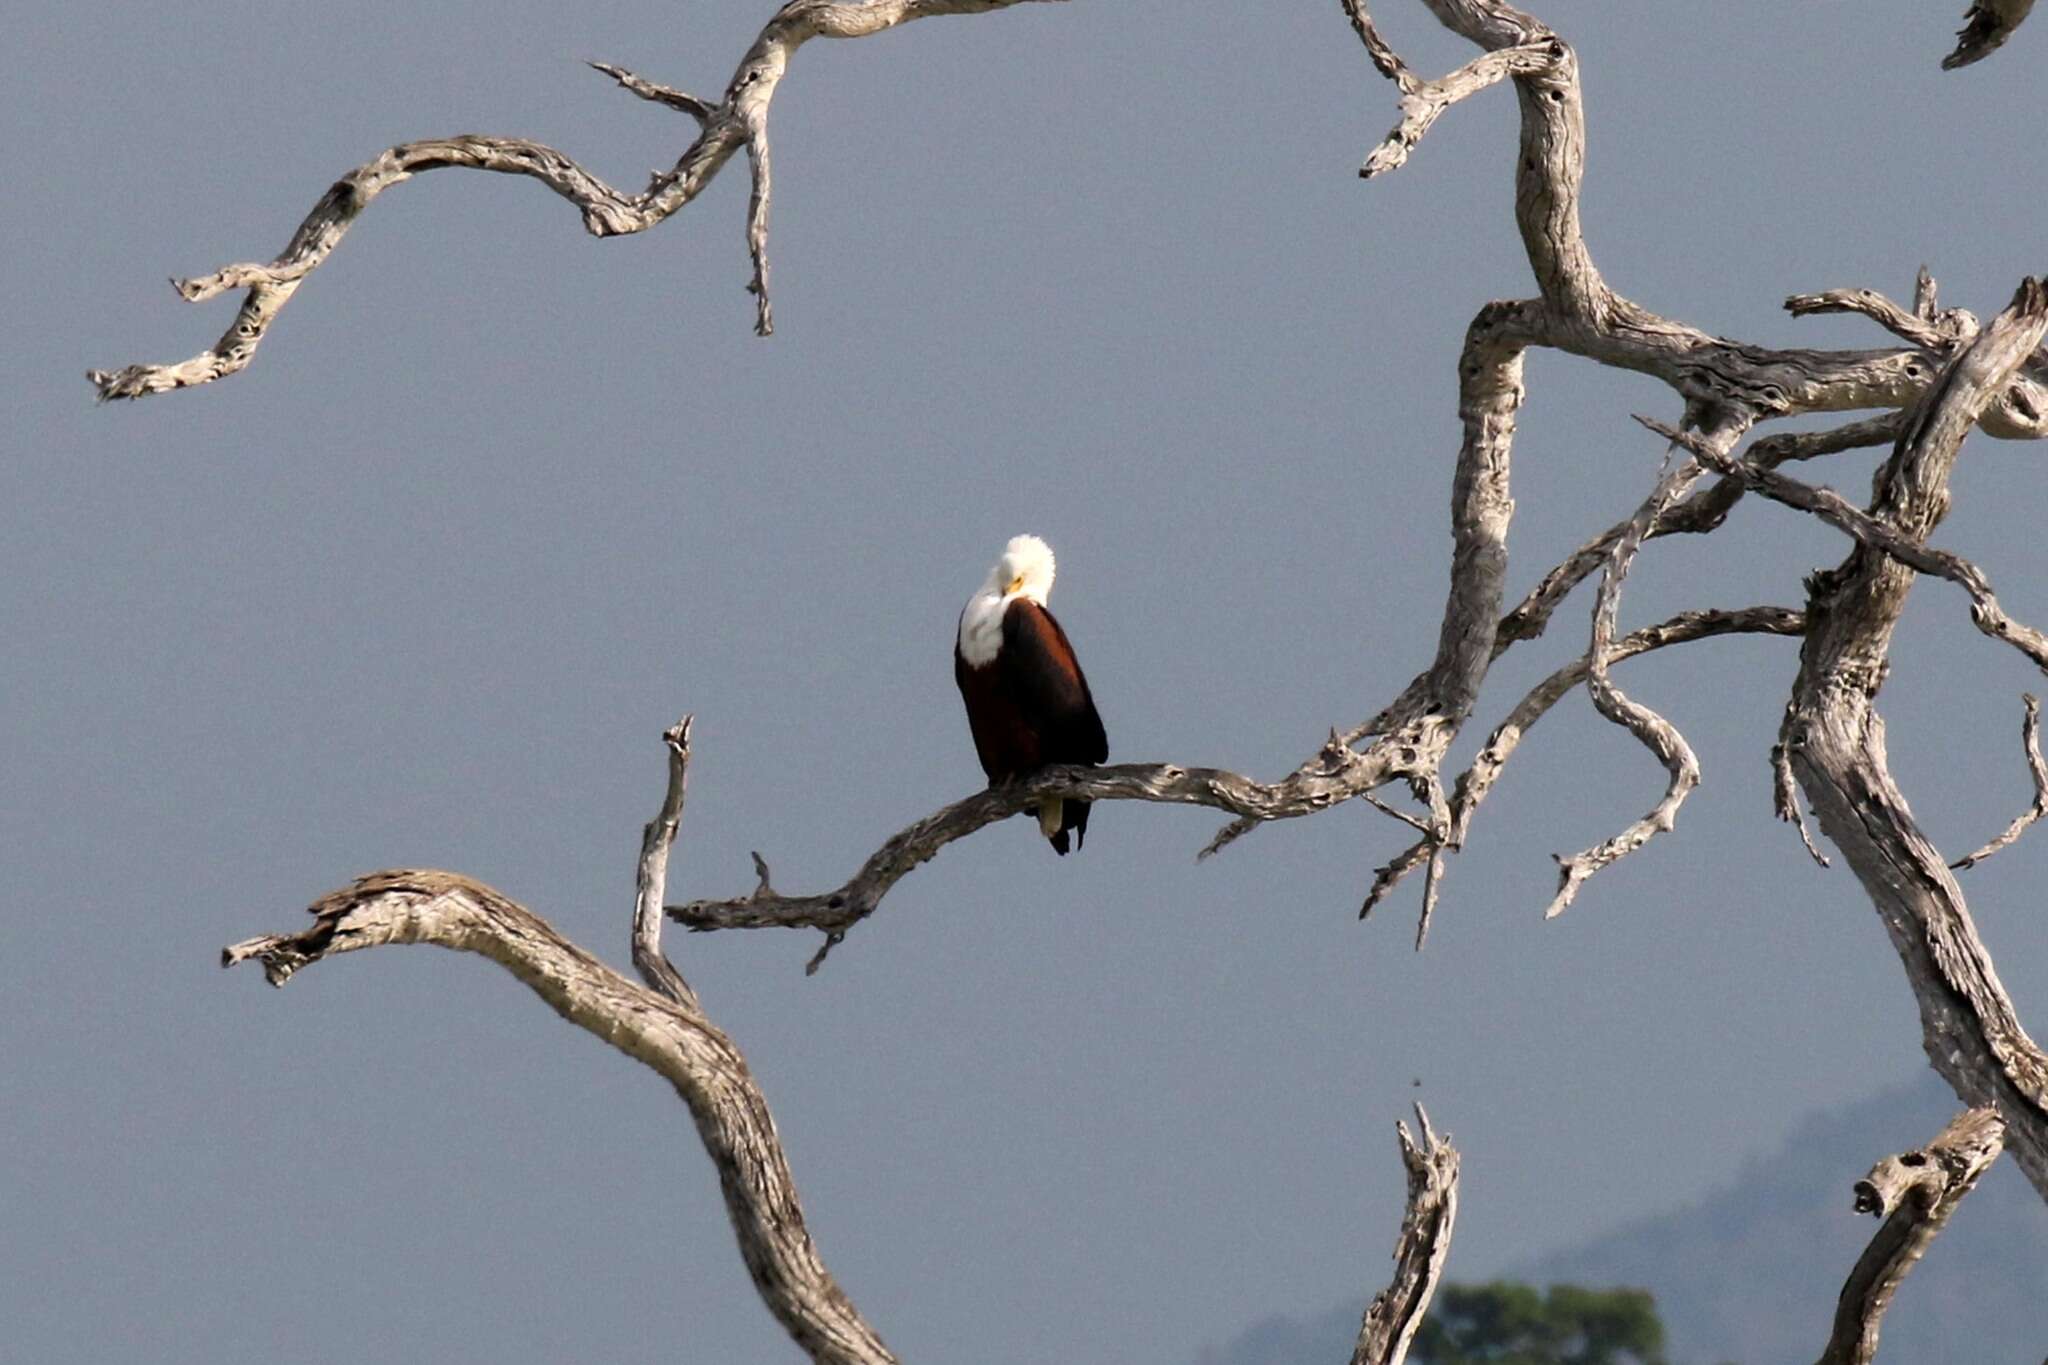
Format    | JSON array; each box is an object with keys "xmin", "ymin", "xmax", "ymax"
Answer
[{"xmin": 1410, "ymin": 1281, "xmax": 1667, "ymax": 1365}]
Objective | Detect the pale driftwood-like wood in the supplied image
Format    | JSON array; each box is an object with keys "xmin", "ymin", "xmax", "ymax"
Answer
[
  {"xmin": 1785, "ymin": 279, "xmax": 2048, "ymax": 1199},
  {"xmin": 1943, "ymin": 0, "xmax": 2037, "ymax": 68},
  {"xmin": 673, "ymin": 596, "xmax": 1800, "ymax": 958},
  {"xmin": 1351, "ymin": 1105, "xmax": 1460, "ymax": 1365},
  {"xmin": 1817, "ymin": 1107, "xmax": 2006, "ymax": 1365},
  {"xmin": 633, "ymin": 716, "xmax": 701, "ymax": 1008},
  {"xmin": 1953, "ymin": 695, "xmax": 2048, "ymax": 869},
  {"xmin": 177, "ymin": 6, "xmax": 2048, "ymax": 1347},
  {"xmin": 222, "ymin": 729, "xmax": 898, "ymax": 1365},
  {"xmin": 1362, "ymin": 604, "xmax": 1807, "ymax": 941},
  {"xmin": 222, "ymin": 729, "xmax": 1488, "ymax": 1365},
  {"xmin": 1543, "ymin": 413, "xmax": 1739, "ymax": 917},
  {"xmin": 669, "ymin": 757, "xmax": 1414, "ymax": 950},
  {"xmin": 87, "ymin": 0, "xmax": 1062, "ymax": 398},
  {"xmin": 1641, "ymin": 413, "xmax": 2048, "ymax": 676}
]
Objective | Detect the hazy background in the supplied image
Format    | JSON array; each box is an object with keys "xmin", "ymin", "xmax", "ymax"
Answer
[{"xmin": 6, "ymin": 2, "xmax": 2046, "ymax": 1361}]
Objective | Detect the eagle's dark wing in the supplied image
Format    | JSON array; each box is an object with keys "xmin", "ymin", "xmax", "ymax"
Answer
[{"xmin": 1001, "ymin": 599, "xmax": 1108, "ymax": 765}]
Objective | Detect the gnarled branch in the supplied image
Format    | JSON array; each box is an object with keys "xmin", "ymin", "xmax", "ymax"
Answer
[
  {"xmin": 1639, "ymin": 412, "xmax": 2048, "ymax": 676},
  {"xmin": 1362, "ymin": 605, "xmax": 1807, "ymax": 934},
  {"xmin": 1544, "ymin": 414, "xmax": 1741, "ymax": 918},
  {"xmin": 1817, "ymin": 1106, "xmax": 2006, "ymax": 1365},
  {"xmin": 1787, "ymin": 277, "xmax": 2048, "ymax": 1200},
  {"xmin": 1352, "ymin": 1105, "xmax": 1460, "ymax": 1365},
  {"xmin": 223, "ymin": 728, "xmax": 898, "ymax": 1365},
  {"xmin": 88, "ymin": 0, "xmax": 1063, "ymax": 398},
  {"xmin": 1953, "ymin": 695, "xmax": 2048, "ymax": 869},
  {"xmin": 671, "ymin": 755, "xmax": 1411, "ymax": 955}
]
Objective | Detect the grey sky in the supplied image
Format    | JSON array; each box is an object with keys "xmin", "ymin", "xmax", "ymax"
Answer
[{"xmin": 8, "ymin": 2, "xmax": 2047, "ymax": 1361}]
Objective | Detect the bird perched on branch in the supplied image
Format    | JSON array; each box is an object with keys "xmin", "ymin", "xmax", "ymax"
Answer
[{"xmin": 954, "ymin": 535, "xmax": 1109, "ymax": 854}]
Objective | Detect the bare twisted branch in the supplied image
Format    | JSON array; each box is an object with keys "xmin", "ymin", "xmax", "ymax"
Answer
[
  {"xmin": 88, "ymin": 0, "xmax": 1063, "ymax": 398},
  {"xmin": 1953, "ymin": 695, "xmax": 2048, "ymax": 869},
  {"xmin": 1361, "ymin": 605, "xmax": 1807, "ymax": 933},
  {"xmin": 223, "ymin": 722, "xmax": 899, "ymax": 1365},
  {"xmin": 1787, "ymin": 277, "xmax": 2048, "ymax": 1200},
  {"xmin": 1817, "ymin": 1107, "xmax": 2006, "ymax": 1365},
  {"xmin": 671, "ymin": 754, "xmax": 1408, "ymax": 957},
  {"xmin": 1639, "ymin": 413, "xmax": 2048, "ymax": 676},
  {"xmin": 1351, "ymin": 1105, "xmax": 1460, "ymax": 1365},
  {"xmin": 1544, "ymin": 414, "xmax": 1746, "ymax": 918}
]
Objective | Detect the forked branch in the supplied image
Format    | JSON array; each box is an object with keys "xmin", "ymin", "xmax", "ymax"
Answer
[
  {"xmin": 671, "ymin": 754, "xmax": 1414, "ymax": 963},
  {"xmin": 1352, "ymin": 1105, "xmax": 1460, "ymax": 1365},
  {"xmin": 1817, "ymin": 1107, "xmax": 2006, "ymax": 1365},
  {"xmin": 223, "ymin": 730, "xmax": 898, "ymax": 1365},
  {"xmin": 1638, "ymin": 413, "xmax": 2048, "ymax": 676},
  {"xmin": 1544, "ymin": 415, "xmax": 1741, "ymax": 918},
  {"xmin": 1361, "ymin": 604, "xmax": 1807, "ymax": 937},
  {"xmin": 88, "ymin": 0, "xmax": 1063, "ymax": 398},
  {"xmin": 1787, "ymin": 278, "xmax": 2048, "ymax": 1200}
]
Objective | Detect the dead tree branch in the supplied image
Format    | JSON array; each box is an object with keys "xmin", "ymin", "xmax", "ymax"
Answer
[
  {"xmin": 1640, "ymin": 413, "xmax": 2048, "ymax": 675},
  {"xmin": 1943, "ymin": 0, "xmax": 2037, "ymax": 68},
  {"xmin": 633, "ymin": 716, "xmax": 701, "ymax": 1007},
  {"xmin": 1220, "ymin": 0, "xmax": 2048, "ymax": 902},
  {"xmin": 1953, "ymin": 695, "xmax": 2048, "ymax": 868},
  {"xmin": 1545, "ymin": 415, "xmax": 1739, "ymax": 917},
  {"xmin": 1786, "ymin": 277, "xmax": 2048, "ymax": 1199},
  {"xmin": 670, "ymin": 756, "xmax": 1411, "ymax": 957},
  {"xmin": 224, "ymin": 722, "xmax": 1482, "ymax": 1363},
  {"xmin": 1363, "ymin": 605, "xmax": 1807, "ymax": 936},
  {"xmin": 1352, "ymin": 1105, "xmax": 1460, "ymax": 1365},
  {"xmin": 223, "ymin": 730, "xmax": 898, "ymax": 1365},
  {"xmin": 87, "ymin": 0, "xmax": 1062, "ymax": 398},
  {"xmin": 664, "ymin": 598, "xmax": 1802, "ymax": 965},
  {"xmin": 1816, "ymin": 1106, "xmax": 2006, "ymax": 1365}
]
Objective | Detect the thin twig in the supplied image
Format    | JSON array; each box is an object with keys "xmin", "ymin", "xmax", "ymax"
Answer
[
  {"xmin": 1640, "ymin": 412, "xmax": 2048, "ymax": 676},
  {"xmin": 1953, "ymin": 694, "xmax": 2048, "ymax": 868},
  {"xmin": 588, "ymin": 61, "xmax": 716, "ymax": 121},
  {"xmin": 1546, "ymin": 415, "xmax": 1746, "ymax": 918}
]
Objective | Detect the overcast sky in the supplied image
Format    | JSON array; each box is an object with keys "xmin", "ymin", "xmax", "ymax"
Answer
[{"xmin": 8, "ymin": 3, "xmax": 2048, "ymax": 1362}]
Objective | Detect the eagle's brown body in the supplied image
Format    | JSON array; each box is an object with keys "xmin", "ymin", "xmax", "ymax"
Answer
[{"xmin": 954, "ymin": 594, "xmax": 1108, "ymax": 854}]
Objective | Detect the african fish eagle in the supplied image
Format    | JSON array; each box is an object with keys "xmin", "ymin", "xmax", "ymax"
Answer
[{"xmin": 954, "ymin": 535, "xmax": 1109, "ymax": 855}]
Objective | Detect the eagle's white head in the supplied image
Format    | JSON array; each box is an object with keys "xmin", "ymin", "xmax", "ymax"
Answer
[
  {"xmin": 980, "ymin": 534, "xmax": 1056, "ymax": 606},
  {"xmin": 959, "ymin": 535, "xmax": 1058, "ymax": 665}
]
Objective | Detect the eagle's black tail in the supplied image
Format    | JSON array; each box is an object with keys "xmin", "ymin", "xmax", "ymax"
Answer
[{"xmin": 1061, "ymin": 799, "xmax": 1092, "ymax": 855}]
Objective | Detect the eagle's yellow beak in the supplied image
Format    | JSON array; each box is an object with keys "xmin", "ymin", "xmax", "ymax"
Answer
[{"xmin": 1005, "ymin": 575, "xmax": 1026, "ymax": 595}]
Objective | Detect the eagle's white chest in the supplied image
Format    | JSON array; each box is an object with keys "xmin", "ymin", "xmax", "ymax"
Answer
[{"xmin": 957, "ymin": 592, "xmax": 1009, "ymax": 667}]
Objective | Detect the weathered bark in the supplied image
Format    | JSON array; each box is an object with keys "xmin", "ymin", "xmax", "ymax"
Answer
[
  {"xmin": 147, "ymin": 0, "xmax": 2048, "ymax": 1348},
  {"xmin": 1351, "ymin": 1106, "xmax": 1460, "ymax": 1365},
  {"xmin": 1816, "ymin": 1107, "xmax": 2006, "ymax": 1365},
  {"xmin": 223, "ymin": 727, "xmax": 899, "ymax": 1365},
  {"xmin": 87, "ymin": 0, "xmax": 1065, "ymax": 397},
  {"xmin": 1784, "ymin": 280, "xmax": 2048, "ymax": 1198},
  {"xmin": 672, "ymin": 603, "xmax": 1797, "ymax": 962},
  {"xmin": 227, "ymin": 726, "xmax": 1481, "ymax": 1365}
]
